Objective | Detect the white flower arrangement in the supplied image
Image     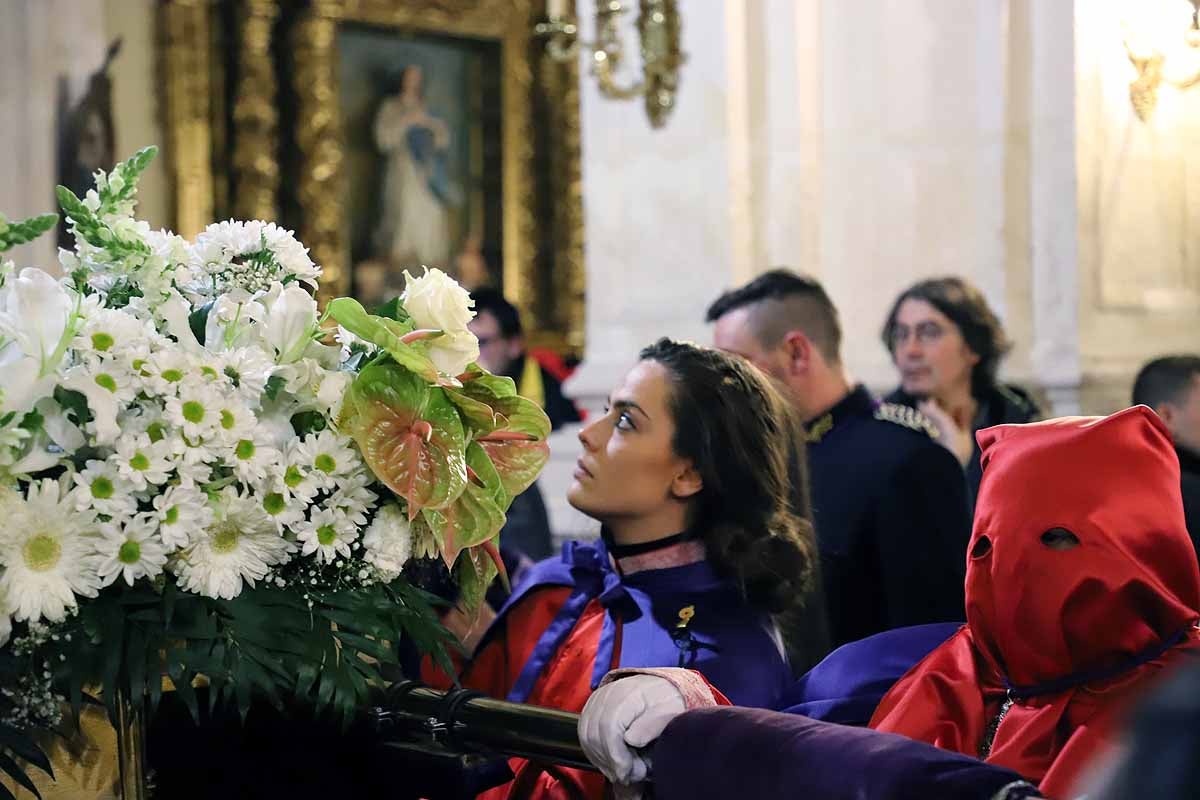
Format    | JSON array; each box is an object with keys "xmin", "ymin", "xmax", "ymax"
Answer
[{"xmin": 0, "ymin": 148, "xmax": 552, "ymax": 787}]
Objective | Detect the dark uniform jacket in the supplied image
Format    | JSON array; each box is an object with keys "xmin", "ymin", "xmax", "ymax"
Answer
[
  {"xmin": 806, "ymin": 385, "xmax": 971, "ymax": 647},
  {"xmin": 885, "ymin": 382, "xmax": 1039, "ymax": 511}
]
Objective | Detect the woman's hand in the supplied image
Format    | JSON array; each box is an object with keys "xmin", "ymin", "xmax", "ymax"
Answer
[
  {"xmin": 578, "ymin": 675, "xmax": 687, "ymax": 791},
  {"xmin": 918, "ymin": 399, "xmax": 974, "ymax": 467}
]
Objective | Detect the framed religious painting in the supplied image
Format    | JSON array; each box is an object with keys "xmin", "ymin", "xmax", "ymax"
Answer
[{"xmin": 158, "ymin": 0, "xmax": 585, "ymax": 354}]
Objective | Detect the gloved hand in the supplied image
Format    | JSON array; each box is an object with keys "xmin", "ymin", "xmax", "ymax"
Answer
[{"xmin": 578, "ymin": 675, "xmax": 687, "ymax": 788}]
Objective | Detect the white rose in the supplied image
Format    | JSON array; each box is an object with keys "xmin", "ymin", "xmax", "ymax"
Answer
[
  {"xmin": 401, "ymin": 267, "xmax": 475, "ymax": 334},
  {"xmin": 363, "ymin": 503, "xmax": 413, "ymax": 582}
]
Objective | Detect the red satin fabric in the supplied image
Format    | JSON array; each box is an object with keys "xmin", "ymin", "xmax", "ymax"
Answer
[{"xmin": 870, "ymin": 407, "xmax": 1200, "ymax": 798}]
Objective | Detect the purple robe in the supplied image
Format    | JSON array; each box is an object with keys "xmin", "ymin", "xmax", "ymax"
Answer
[{"xmin": 480, "ymin": 538, "xmax": 792, "ymax": 709}]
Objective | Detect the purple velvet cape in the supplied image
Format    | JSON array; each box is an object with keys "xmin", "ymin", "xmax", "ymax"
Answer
[
  {"xmin": 651, "ymin": 706, "xmax": 1041, "ymax": 800},
  {"xmin": 476, "ymin": 538, "xmax": 792, "ymax": 709}
]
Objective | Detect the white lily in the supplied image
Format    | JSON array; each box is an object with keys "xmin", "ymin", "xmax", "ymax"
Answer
[
  {"xmin": 156, "ymin": 290, "xmax": 204, "ymax": 354},
  {"xmin": 204, "ymin": 294, "xmax": 265, "ymax": 352},
  {"xmin": 261, "ymin": 283, "xmax": 319, "ymax": 364},
  {"xmin": 0, "ymin": 347, "xmax": 50, "ymax": 417},
  {"xmin": 0, "ymin": 268, "xmax": 77, "ymax": 377}
]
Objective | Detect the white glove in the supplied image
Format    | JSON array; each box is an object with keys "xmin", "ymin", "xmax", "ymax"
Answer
[{"xmin": 578, "ymin": 675, "xmax": 687, "ymax": 787}]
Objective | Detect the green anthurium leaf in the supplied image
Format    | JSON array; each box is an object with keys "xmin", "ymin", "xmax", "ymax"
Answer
[
  {"xmin": 444, "ymin": 387, "xmax": 505, "ymax": 435},
  {"xmin": 454, "ymin": 542, "xmax": 500, "ymax": 614},
  {"xmin": 327, "ymin": 297, "xmax": 441, "ymax": 383},
  {"xmin": 460, "ymin": 370, "xmax": 518, "ymax": 400},
  {"xmin": 340, "ymin": 364, "xmax": 468, "ymax": 515},
  {"xmin": 474, "ymin": 394, "xmax": 551, "ymax": 499},
  {"xmin": 423, "ymin": 442, "xmax": 507, "ymax": 568}
]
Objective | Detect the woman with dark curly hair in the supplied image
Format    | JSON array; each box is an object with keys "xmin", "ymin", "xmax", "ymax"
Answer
[
  {"xmin": 882, "ymin": 277, "xmax": 1039, "ymax": 505},
  {"xmin": 434, "ymin": 338, "xmax": 820, "ymax": 800}
]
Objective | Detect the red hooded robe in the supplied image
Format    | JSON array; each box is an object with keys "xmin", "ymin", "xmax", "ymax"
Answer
[{"xmin": 870, "ymin": 406, "xmax": 1200, "ymax": 798}]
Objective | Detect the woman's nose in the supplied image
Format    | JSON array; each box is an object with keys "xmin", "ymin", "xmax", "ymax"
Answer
[{"xmin": 578, "ymin": 419, "xmax": 599, "ymax": 451}]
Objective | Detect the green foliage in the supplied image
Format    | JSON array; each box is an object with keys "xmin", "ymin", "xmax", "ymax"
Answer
[
  {"xmin": 327, "ymin": 298, "xmax": 440, "ymax": 383},
  {"xmin": 424, "ymin": 441, "xmax": 507, "ymax": 569},
  {"xmin": 0, "ymin": 213, "xmax": 58, "ymax": 254},
  {"xmin": 338, "ymin": 364, "xmax": 467, "ymax": 516},
  {"xmin": 458, "ymin": 373, "xmax": 552, "ymax": 499},
  {"xmin": 37, "ymin": 576, "xmax": 456, "ymax": 740},
  {"xmin": 55, "ymin": 146, "xmax": 158, "ymax": 261}
]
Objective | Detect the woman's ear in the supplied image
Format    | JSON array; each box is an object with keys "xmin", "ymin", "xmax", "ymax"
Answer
[{"xmin": 671, "ymin": 463, "xmax": 703, "ymax": 500}]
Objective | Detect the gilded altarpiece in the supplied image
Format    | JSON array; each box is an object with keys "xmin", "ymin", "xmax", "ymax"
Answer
[{"xmin": 159, "ymin": 0, "xmax": 585, "ymax": 354}]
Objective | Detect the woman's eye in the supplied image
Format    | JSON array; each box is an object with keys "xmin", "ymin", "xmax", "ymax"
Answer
[{"xmin": 615, "ymin": 411, "xmax": 635, "ymax": 431}]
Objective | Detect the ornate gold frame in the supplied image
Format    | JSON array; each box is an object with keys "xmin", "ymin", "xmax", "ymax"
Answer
[{"xmin": 159, "ymin": 0, "xmax": 584, "ymax": 354}]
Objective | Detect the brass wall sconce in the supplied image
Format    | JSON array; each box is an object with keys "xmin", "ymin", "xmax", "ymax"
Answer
[
  {"xmin": 536, "ymin": 0, "xmax": 685, "ymax": 128},
  {"xmin": 1124, "ymin": 0, "xmax": 1200, "ymax": 121}
]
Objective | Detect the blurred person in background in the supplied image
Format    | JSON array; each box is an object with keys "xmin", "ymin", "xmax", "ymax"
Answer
[
  {"xmin": 1132, "ymin": 354, "xmax": 1200, "ymax": 547},
  {"xmin": 882, "ymin": 277, "xmax": 1039, "ymax": 509}
]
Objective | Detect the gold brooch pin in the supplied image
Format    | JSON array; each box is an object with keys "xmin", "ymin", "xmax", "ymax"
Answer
[{"xmin": 676, "ymin": 605, "xmax": 695, "ymax": 629}]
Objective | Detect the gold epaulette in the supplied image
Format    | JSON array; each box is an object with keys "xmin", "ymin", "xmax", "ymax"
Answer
[{"xmin": 873, "ymin": 402, "xmax": 940, "ymax": 439}]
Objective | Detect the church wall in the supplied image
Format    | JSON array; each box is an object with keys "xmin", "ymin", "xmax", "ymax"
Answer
[{"xmin": 1074, "ymin": 0, "xmax": 1200, "ymax": 413}]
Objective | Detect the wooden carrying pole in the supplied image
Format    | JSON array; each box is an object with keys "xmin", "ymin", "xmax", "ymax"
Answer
[{"xmin": 368, "ymin": 682, "xmax": 596, "ymax": 772}]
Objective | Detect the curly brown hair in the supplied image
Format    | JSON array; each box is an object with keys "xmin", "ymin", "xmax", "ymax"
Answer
[{"xmin": 638, "ymin": 338, "xmax": 817, "ymax": 615}]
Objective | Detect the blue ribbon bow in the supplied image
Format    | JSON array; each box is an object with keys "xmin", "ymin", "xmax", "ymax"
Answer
[{"xmin": 506, "ymin": 540, "xmax": 641, "ymax": 703}]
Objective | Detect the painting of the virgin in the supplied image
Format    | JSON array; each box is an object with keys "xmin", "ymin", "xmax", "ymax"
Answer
[{"xmin": 338, "ymin": 26, "xmax": 502, "ymax": 309}]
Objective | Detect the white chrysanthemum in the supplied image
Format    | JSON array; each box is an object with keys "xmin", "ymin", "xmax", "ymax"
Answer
[
  {"xmin": 293, "ymin": 430, "xmax": 361, "ymax": 490},
  {"xmin": 258, "ymin": 483, "xmax": 308, "ymax": 533},
  {"xmin": 295, "ymin": 507, "xmax": 359, "ymax": 564},
  {"xmin": 362, "ymin": 503, "xmax": 413, "ymax": 582},
  {"xmin": 174, "ymin": 459, "xmax": 213, "ymax": 486},
  {"xmin": 76, "ymin": 357, "xmax": 139, "ymax": 403},
  {"xmin": 0, "ymin": 479, "xmax": 102, "ymax": 622},
  {"xmin": 190, "ymin": 220, "xmax": 320, "ymax": 296},
  {"xmin": 74, "ymin": 307, "xmax": 152, "ymax": 358},
  {"xmin": 174, "ymin": 487, "xmax": 294, "ymax": 600},
  {"xmin": 225, "ymin": 435, "xmax": 282, "ymax": 486},
  {"xmin": 73, "ymin": 460, "xmax": 138, "ymax": 519},
  {"xmin": 271, "ymin": 445, "xmax": 321, "ymax": 504},
  {"xmin": 218, "ymin": 346, "xmax": 274, "ymax": 405},
  {"xmin": 111, "ymin": 434, "xmax": 172, "ymax": 490},
  {"xmin": 164, "ymin": 382, "xmax": 222, "ymax": 440},
  {"xmin": 151, "ymin": 481, "xmax": 212, "ymax": 550},
  {"xmin": 96, "ymin": 514, "xmax": 168, "ymax": 587},
  {"xmin": 163, "ymin": 429, "xmax": 220, "ymax": 470},
  {"xmin": 212, "ymin": 397, "xmax": 256, "ymax": 445},
  {"xmin": 143, "ymin": 349, "xmax": 196, "ymax": 397},
  {"xmin": 323, "ymin": 472, "xmax": 378, "ymax": 527},
  {"xmin": 115, "ymin": 400, "xmax": 166, "ymax": 439}
]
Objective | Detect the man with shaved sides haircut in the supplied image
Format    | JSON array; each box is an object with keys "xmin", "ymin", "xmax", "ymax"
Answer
[{"xmin": 707, "ymin": 269, "xmax": 971, "ymax": 647}]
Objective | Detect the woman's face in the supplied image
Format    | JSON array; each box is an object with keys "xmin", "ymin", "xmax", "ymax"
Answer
[
  {"xmin": 890, "ymin": 298, "xmax": 979, "ymax": 399},
  {"xmin": 567, "ymin": 360, "xmax": 697, "ymax": 526},
  {"xmin": 401, "ymin": 66, "xmax": 423, "ymax": 96}
]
